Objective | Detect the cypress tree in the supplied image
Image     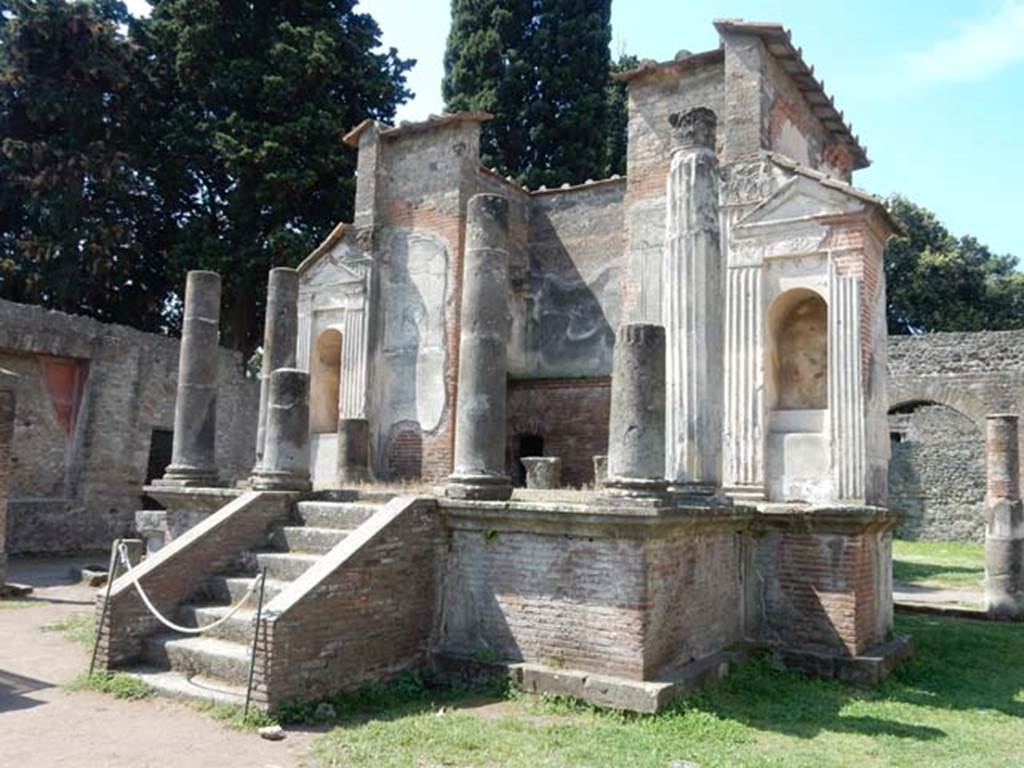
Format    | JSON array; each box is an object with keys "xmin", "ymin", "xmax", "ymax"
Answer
[
  {"xmin": 442, "ymin": 0, "xmax": 612, "ymax": 188},
  {"xmin": 442, "ymin": 0, "xmax": 532, "ymax": 178}
]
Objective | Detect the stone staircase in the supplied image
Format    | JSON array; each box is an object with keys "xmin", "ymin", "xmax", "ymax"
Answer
[{"xmin": 125, "ymin": 497, "xmax": 388, "ymax": 704}]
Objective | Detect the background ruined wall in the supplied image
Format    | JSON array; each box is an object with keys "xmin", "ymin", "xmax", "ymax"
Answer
[
  {"xmin": 0, "ymin": 299, "xmax": 258, "ymax": 554},
  {"xmin": 887, "ymin": 331, "xmax": 1024, "ymax": 541}
]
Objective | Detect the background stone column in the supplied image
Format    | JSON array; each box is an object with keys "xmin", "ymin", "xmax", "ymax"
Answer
[
  {"xmin": 254, "ymin": 267, "xmax": 299, "ymax": 473},
  {"xmin": 663, "ymin": 107, "xmax": 723, "ymax": 493},
  {"xmin": 446, "ymin": 193, "xmax": 512, "ymax": 501},
  {"xmin": 984, "ymin": 414, "xmax": 1024, "ymax": 617},
  {"xmin": 158, "ymin": 271, "xmax": 222, "ymax": 487},
  {"xmin": 606, "ymin": 323, "xmax": 667, "ymax": 497},
  {"xmin": 253, "ymin": 368, "xmax": 311, "ymax": 491}
]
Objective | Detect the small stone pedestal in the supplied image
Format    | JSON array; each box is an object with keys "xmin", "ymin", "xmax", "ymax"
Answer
[
  {"xmin": 337, "ymin": 417, "xmax": 371, "ymax": 483},
  {"xmin": 605, "ymin": 323, "xmax": 668, "ymax": 498},
  {"xmin": 156, "ymin": 271, "xmax": 223, "ymax": 487},
  {"xmin": 984, "ymin": 414, "xmax": 1024, "ymax": 618},
  {"xmin": 521, "ymin": 457, "xmax": 562, "ymax": 490},
  {"xmin": 252, "ymin": 369, "xmax": 312, "ymax": 492}
]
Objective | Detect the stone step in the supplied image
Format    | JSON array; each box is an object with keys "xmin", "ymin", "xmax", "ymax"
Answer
[
  {"xmin": 202, "ymin": 575, "xmax": 289, "ymax": 604},
  {"xmin": 143, "ymin": 634, "xmax": 251, "ymax": 687},
  {"xmin": 122, "ymin": 665, "xmax": 247, "ymax": 707},
  {"xmin": 252, "ymin": 551, "xmax": 320, "ymax": 581},
  {"xmin": 295, "ymin": 501, "xmax": 380, "ymax": 529},
  {"xmin": 176, "ymin": 604, "xmax": 257, "ymax": 645},
  {"xmin": 270, "ymin": 525, "xmax": 350, "ymax": 554}
]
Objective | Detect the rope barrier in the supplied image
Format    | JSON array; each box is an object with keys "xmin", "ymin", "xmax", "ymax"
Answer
[{"xmin": 116, "ymin": 542, "xmax": 265, "ymax": 635}]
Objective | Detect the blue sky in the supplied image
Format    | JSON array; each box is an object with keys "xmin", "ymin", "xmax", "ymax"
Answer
[{"xmin": 125, "ymin": 0, "xmax": 1024, "ymax": 257}]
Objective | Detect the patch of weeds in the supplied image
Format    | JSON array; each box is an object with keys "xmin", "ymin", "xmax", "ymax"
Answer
[
  {"xmin": 69, "ymin": 672, "xmax": 154, "ymax": 700},
  {"xmin": 190, "ymin": 700, "xmax": 279, "ymax": 731},
  {"xmin": 275, "ymin": 667, "xmax": 501, "ymax": 726},
  {"xmin": 469, "ymin": 648, "xmax": 507, "ymax": 664},
  {"xmin": 0, "ymin": 598, "xmax": 35, "ymax": 609},
  {"xmin": 41, "ymin": 612, "xmax": 95, "ymax": 648},
  {"xmin": 483, "ymin": 528, "xmax": 499, "ymax": 543}
]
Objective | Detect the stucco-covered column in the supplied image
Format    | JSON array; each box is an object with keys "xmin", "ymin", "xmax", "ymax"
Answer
[
  {"xmin": 254, "ymin": 267, "xmax": 299, "ymax": 474},
  {"xmin": 605, "ymin": 323, "xmax": 667, "ymax": 497},
  {"xmin": 0, "ymin": 385, "xmax": 13, "ymax": 586},
  {"xmin": 984, "ymin": 414, "xmax": 1024, "ymax": 618},
  {"xmin": 663, "ymin": 107, "xmax": 723, "ymax": 493},
  {"xmin": 158, "ymin": 271, "xmax": 222, "ymax": 487},
  {"xmin": 446, "ymin": 194, "xmax": 512, "ymax": 501},
  {"xmin": 253, "ymin": 369, "xmax": 311, "ymax": 491}
]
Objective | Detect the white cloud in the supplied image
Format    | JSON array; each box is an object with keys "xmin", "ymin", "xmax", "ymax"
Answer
[{"xmin": 903, "ymin": 1, "xmax": 1024, "ymax": 84}]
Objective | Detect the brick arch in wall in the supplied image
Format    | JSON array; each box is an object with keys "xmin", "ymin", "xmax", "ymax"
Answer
[{"xmin": 888, "ymin": 382, "xmax": 990, "ymax": 429}]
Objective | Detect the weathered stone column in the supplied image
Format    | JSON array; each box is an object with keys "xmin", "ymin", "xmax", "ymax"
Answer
[
  {"xmin": 158, "ymin": 271, "xmax": 222, "ymax": 487},
  {"xmin": 446, "ymin": 193, "xmax": 512, "ymax": 501},
  {"xmin": 605, "ymin": 323, "xmax": 667, "ymax": 497},
  {"xmin": 984, "ymin": 414, "xmax": 1024, "ymax": 618},
  {"xmin": 253, "ymin": 368, "xmax": 311, "ymax": 491},
  {"xmin": 663, "ymin": 107, "xmax": 723, "ymax": 493},
  {"xmin": 0, "ymin": 386, "xmax": 13, "ymax": 587},
  {"xmin": 337, "ymin": 417, "xmax": 370, "ymax": 483},
  {"xmin": 253, "ymin": 267, "xmax": 299, "ymax": 473}
]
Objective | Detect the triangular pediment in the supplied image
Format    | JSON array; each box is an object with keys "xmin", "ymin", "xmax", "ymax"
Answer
[
  {"xmin": 735, "ymin": 175, "xmax": 865, "ymax": 230},
  {"xmin": 298, "ymin": 224, "xmax": 372, "ymax": 288}
]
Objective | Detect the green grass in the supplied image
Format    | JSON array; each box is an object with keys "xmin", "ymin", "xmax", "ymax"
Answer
[
  {"xmin": 69, "ymin": 672, "xmax": 154, "ymax": 700},
  {"xmin": 0, "ymin": 598, "xmax": 36, "ymax": 609},
  {"xmin": 309, "ymin": 615, "xmax": 1024, "ymax": 768},
  {"xmin": 892, "ymin": 540, "xmax": 985, "ymax": 590},
  {"xmin": 40, "ymin": 612, "xmax": 96, "ymax": 648},
  {"xmin": 189, "ymin": 700, "xmax": 279, "ymax": 731}
]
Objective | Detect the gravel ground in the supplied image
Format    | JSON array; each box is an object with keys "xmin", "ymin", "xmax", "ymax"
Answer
[{"xmin": 0, "ymin": 556, "xmax": 314, "ymax": 768}]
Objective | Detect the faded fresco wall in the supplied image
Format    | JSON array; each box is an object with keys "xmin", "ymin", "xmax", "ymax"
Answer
[{"xmin": 0, "ymin": 299, "xmax": 258, "ymax": 554}]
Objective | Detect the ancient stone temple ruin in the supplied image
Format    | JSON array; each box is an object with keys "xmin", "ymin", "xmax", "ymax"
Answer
[{"xmin": 96, "ymin": 20, "xmax": 910, "ymax": 714}]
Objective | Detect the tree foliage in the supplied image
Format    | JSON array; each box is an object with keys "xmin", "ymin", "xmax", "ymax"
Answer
[
  {"xmin": 0, "ymin": 0, "xmax": 412, "ymax": 356},
  {"xmin": 885, "ymin": 196, "xmax": 1024, "ymax": 334},
  {"xmin": 442, "ymin": 0, "xmax": 612, "ymax": 189},
  {"xmin": 0, "ymin": 0, "xmax": 175, "ymax": 330}
]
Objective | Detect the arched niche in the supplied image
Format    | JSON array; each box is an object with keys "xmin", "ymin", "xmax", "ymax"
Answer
[
  {"xmin": 766, "ymin": 288, "xmax": 828, "ymax": 412},
  {"xmin": 764, "ymin": 288, "xmax": 830, "ymax": 503},
  {"xmin": 310, "ymin": 328, "xmax": 342, "ymax": 434}
]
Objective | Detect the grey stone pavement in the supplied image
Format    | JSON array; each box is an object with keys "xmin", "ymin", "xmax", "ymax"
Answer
[{"xmin": 0, "ymin": 556, "xmax": 314, "ymax": 768}]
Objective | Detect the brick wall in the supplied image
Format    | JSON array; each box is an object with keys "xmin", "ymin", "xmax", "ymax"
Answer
[
  {"xmin": 95, "ymin": 491, "xmax": 290, "ymax": 669},
  {"xmin": 438, "ymin": 507, "xmax": 749, "ymax": 681},
  {"xmin": 887, "ymin": 330, "xmax": 1024, "ymax": 540},
  {"xmin": 0, "ymin": 387, "xmax": 13, "ymax": 583},
  {"xmin": 507, "ymin": 378, "xmax": 610, "ymax": 487},
  {"xmin": 889, "ymin": 404, "xmax": 986, "ymax": 541},
  {"xmin": 0, "ymin": 299, "xmax": 259, "ymax": 554},
  {"xmin": 256, "ymin": 498, "xmax": 443, "ymax": 706},
  {"xmin": 751, "ymin": 524, "xmax": 889, "ymax": 657}
]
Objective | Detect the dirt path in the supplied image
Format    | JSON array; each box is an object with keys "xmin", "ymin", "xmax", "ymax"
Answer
[{"xmin": 0, "ymin": 557, "xmax": 315, "ymax": 768}]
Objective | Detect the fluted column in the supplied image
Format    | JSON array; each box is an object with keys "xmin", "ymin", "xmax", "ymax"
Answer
[
  {"xmin": 722, "ymin": 265, "xmax": 764, "ymax": 496},
  {"xmin": 663, "ymin": 107, "xmax": 723, "ymax": 493},
  {"xmin": 157, "ymin": 271, "xmax": 222, "ymax": 487},
  {"xmin": 254, "ymin": 268, "xmax": 299, "ymax": 474},
  {"xmin": 984, "ymin": 414, "xmax": 1024, "ymax": 618},
  {"xmin": 445, "ymin": 194, "xmax": 512, "ymax": 501},
  {"xmin": 606, "ymin": 323, "xmax": 667, "ymax": 497},
  {"xmin": 828, "ymin": 264, "xmax": 865, "ymax": 502}
]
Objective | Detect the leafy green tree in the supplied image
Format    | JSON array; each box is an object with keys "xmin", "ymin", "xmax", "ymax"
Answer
[
  {"xmin": 442, "ymin": 0, "xmax": 612, "ymax": 188},
  {"xmin": 138, "ymin": 0, "xmax": 413, "ymax": 354},
  {"xmin": 0, "ymin": 0, "xmax": 176, "ymax": 330},
  {"xmin": 886, "ymin": 196, "xmax": 1024, "ymax": 333}
]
